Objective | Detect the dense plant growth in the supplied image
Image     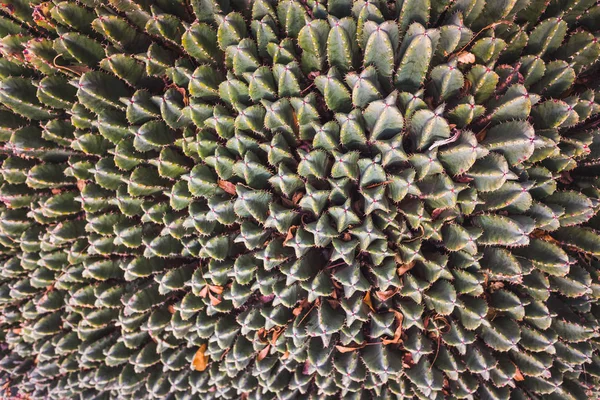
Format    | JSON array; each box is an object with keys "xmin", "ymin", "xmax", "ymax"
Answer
[{"xmin": 0, "ymin": 0, "xmax": 600, "ymax": 399}]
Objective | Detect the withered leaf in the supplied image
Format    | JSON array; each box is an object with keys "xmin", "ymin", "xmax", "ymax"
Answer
[
  {"xmin": 431, "ymin": 208, "xmax": 445, "ymax": 220},
  {"xmin": 218, "ymin": 180, "xmax": 237, "ymax": 195},
  {"xmin": 376, "ymin": 288, "xmax": 399, "ymax": 301},
  {"xmin": 292, "ymin": 191, "xmax": 304, "ymax": 205},
  {"xmin": 326, "ymin": 298, "xmax": 340, "ymax": 309},
  {"xmin": 382, "ymin": 311, "xmax": 404, "ymax": 345},
  {"xmin": 475, "ymin": 127, "xmax": 488, "ymax": 142},
  {"xmin": 192, "ymin": 344, "xmax": 209, "ymax": 371},
  {"xmin": 270, "ymin": 327, "xmax": 284, "ymax": 344},
  {"xmin": 363, "ymin": 291, "xmax": 375, "ymax": 312},
  {"xmin": 514, "ymin": 366, "xmax": 525, "ymax": 381},
  {"xmin": 396, "ymin": 260, "xmax": 416, "ymax": 276},
  {"xmin": 335, "ymin": 343, "xmax": 365, "ymax": 353},
  {"xmin": 454, "ymin": 51, "xmax": 475, "ymax": 64},
  {"xmin": 365, "ymin": 180, "xmax": 392, "ymax": 189},
  {"xmin": 283, "ymin": 225, "xmax": 298, "ymax": 246},
  {"xmin": 292, "ymin": 299, "xmax": 309, "ymax": 316},
  {"xmin": 257, "ymin": 344, "xmax": 271, "ymax": 361}
]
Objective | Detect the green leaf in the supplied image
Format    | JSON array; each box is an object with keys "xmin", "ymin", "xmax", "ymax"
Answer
[
  {"xmin": 551, "ymin": 227, "xmax": 600, "ymax": 256},
  {"xmin": 424, "ymin": 280, "xmax": 456, "ymax": 315},
  {"xmin": 472, "ymin": 214, "xmax": 534, "ymax": 247},
  {"xmin": 481, "ymin": 120, "xmax": 535, "ymax": 166},
  {"xmin": 395, "ymin": 24, "xmax": 433, "ymax": 92}
]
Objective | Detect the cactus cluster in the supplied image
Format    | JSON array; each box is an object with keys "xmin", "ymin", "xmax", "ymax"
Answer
[{"xmin": 0, "ymin": 0, "xmax": 600, "ymax": 398}]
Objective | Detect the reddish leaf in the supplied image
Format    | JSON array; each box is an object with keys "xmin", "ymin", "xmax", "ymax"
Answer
[
  {"xmin": 208, "ymin": 285, "xmax": 224, "ymax": 295},
  {"xmin": 208, "ymin": 291, "xmax": 222, "ymax": 306}
]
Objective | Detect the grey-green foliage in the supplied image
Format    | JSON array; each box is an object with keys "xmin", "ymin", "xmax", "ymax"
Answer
[{"xmin": 0, "ymin": 0, "xmax": 599, "ymax": 399}]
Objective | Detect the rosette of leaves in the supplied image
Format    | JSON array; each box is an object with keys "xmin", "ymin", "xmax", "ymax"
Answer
[{"xmin": 0, "ymin": 0, "xmax": 600, "ymax": 399}]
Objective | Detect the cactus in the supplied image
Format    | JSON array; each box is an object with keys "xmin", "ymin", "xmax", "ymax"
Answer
[{"xmin": 0, "ymin": 0, "xmax": 599, "ymax": 399}]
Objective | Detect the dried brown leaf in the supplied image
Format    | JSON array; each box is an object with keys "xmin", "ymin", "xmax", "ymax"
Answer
[
  {"xmin": 270, "ymin": 327, "xmax": 284, "ymax": 344},
  {"xmin": 363, "ymin": 291, "xmax": 375, "ymax": 312},
  {"xmin": 292, "ymin": 299, "xmax": 309, "ymax": 316},
  {"xmin": 475, "ymin": 126, "xmax": 488, "ymax": 142},
  {"xmin": 454, "ymin": 174, "xmax": 474, "ymax": 183},
  {"xmin": 396, "ymin": 260, "xmax": 416, "ymax": 277},
  {"xmin": 283, "ymin": 225, "xmax": 298, "ymax": 246},
  {"xmin": 327, "ymin": 299, "xmax": 340, "ymax": 309},
  {"xmin": 431, "ymin": 208, "xmax": 445, "ymax": 220},
  {"xmin": 335, "ymin": 343, "xmax": 365, "ymax": 353},
  {"xmin": 382, "ymin": 311, "xmax": 404, "ymax": 345},
  {"xmin": 192, "ymin": 344, "xmax": 209, "ymax": 371},
  {"xmin": 257, "ymin": 328, "xmax": 268, "ymax": 343},
  {"xmin": 514, "ymin": 366, "xmax": 525, "ymax": 381},
  {"xmin": 375, "ymin": 288, "xmax": 399, "ymax": 301},
  {"xmin": 402, "ymin": 352, "xmax": 414, "ymax": 368},
  {"xmin": 365, "ymin": 180, "xmax": 392, "ymax": 189},
  {"xmin": 218, "ymin": 180, "xmax": 237, "ymax": 195},
  {"xmin": 257, "ymin": 344, "xmax": 271, "ymax": 361},
  {"xmin": 292, "ymin": 191, "xmax": 304, "ymax": 205},
  {"xmin": 454, "ymin": 51, "xmax": 475, "ymax": 64}
]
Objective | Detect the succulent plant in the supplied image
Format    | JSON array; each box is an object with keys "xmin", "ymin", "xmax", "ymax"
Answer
[{"xmin": 0, "ymin": 0, "xmax": 600, "ymax": 399}]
